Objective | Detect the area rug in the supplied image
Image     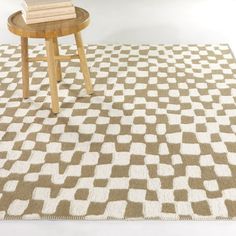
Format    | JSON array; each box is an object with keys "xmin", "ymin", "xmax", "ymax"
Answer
[{"xmin": 0, "ymin": 44, "xmax": 236, "ymax": 220}]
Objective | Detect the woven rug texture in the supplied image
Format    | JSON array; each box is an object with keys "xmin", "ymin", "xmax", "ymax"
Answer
[{"xmin": 0, "ymin": 44, "xmax": 236, "ymax": 220}]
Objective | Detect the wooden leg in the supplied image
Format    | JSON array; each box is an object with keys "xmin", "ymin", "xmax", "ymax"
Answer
[
  {"xmin": 53, "ymin": 38, "xmax": 62, "ymax": 82},
  {"xmin": 74, "ymin": 32, "xmax": 93, "ymax": 94},
  {"xmin": 21, "ymin": 37, "xmax": 29, "ymax": 98},
  {"xmin": 45, "ymin": 38, "xmax": 59, "ymax": 113}
]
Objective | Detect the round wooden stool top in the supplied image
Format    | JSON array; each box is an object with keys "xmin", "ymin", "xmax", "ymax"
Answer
[{"xmin": 8, "ymin": 7, "xmax": 90, "ymax": 39}]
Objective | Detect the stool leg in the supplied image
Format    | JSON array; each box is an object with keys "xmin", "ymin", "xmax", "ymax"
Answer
[
  {"xmin": 53, "ymin": 38, "xmax": 62, "ymax": 82},
  {"xmin": 74, "ymin": 32, "xmax": 93, "ymax": 94},
  {"xmin": 45, "ymin": 38, "xmax": 59, "ymax": 113},
  {"xmin": 21, "ymin": 37, "xmax": 29, "ymax": 98}
]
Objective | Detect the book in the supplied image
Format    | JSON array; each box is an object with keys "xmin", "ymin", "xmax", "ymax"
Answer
[
  {"xmin": 22, "ymin": 6, "xmax": 75, "ymax": 19},
  {"xmin": 22, "ymin": 12, "xmax": 76, "ymax": 24},
  {"xmin": 22, "ymin": 0, "xmax": 73, "ymax": 12}
]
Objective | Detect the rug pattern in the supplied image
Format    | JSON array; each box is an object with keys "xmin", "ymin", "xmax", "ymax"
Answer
[{"xmin": 0, "ymin": 44, "xmax": 236, "ymax": 220}]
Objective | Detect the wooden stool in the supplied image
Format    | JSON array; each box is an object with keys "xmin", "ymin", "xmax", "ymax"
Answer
[{"xmin": 8, "ymin": 7, "xmax": 93, "ymax": 113}]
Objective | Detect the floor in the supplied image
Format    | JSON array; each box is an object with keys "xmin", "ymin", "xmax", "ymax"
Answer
[
  {"xmin": 1, "ymin": 221, "xmax": 236, "ymax": 236},
  {"xmin": 2, "ymin": 0, "xmax": 236, "ymax": 52},
  {"xmin": 1, "ymin": 0, "xmax": 236, "ymax": 235}
]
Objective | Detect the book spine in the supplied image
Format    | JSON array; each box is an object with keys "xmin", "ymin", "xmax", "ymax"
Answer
[
  {"xmin": 23, "ymin": 7, "xmax": 75, "ymax": 19},
  {"xmin": 24, "ymin": 13, "xmax": 76, "ymax": 24}
]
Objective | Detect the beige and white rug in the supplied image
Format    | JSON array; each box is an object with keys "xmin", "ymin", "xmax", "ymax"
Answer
[{"xmin": 0, "ymin": 44, "xmax": 236, "ymax": 220}]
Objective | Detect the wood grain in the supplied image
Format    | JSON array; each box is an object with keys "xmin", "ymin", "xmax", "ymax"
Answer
[
  {"xmin": 8, "ymin": 7, "xmax": 90, "ymax": 38},
  {"xmin": 53, "ymin": 38, "xmax": 62, "ymax": 82},
  {"xmin": 75, "ymin": 32, "xmax": 93, "ymax": 94},
  {"xmin": 21, "ymin": 37, "xmax": 29, "ymax": 98},
  {"xmin": 45, "ymin": 38, "xmax": 59, "ymax": 113}
]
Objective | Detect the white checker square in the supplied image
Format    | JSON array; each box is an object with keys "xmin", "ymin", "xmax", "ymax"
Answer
[
  {"xmin": 128, "ymin": 189, "xmax": 146, "ymax": 202},
  {"xmin": 145, "ymin": 155, "xmax": 160, "ymax": 165},
  {"xmin": 144, "ymin": 115, "xmax": 156, "ymax": 124},
  {"xmin": 144, "ymin": 201, "xmax": 161, "ymax": 218},
  {"xmin": 214, "ymin": 164, "xmax": 232, "ymax": 177},
  {"xmin": 148, "ymin": 90, "xmax": 158, "ymax": 97},
  {"xmin": 65, "ymin": 165, "xmax": 82, "ymax": 177},
  {"xmin": 7, "ymin": 200, "xmax": 29, "ymax": 216},
  {"xmin": 171, "ymin": 155, "xmax": 182, "ymax": 165},
  {"xmin": 176, "ymin": 202, "xmax": 193, "ymax": 216},
  {"xmin": 42, "ymin": 118, "xmax": 57, "ymax": 125},
  {"xmin": 70, "ymin": 200, "xmax": 90, "ymax": 216},
  {"xmin": 79, "ymin": 124, "xmax": 96, "ymax": 134},
  {"xmin": 208, "ymin": 199, "xmax": 228, "ymax": 218},
  {"xmin": 95, "ymin": 164, "xmax": 112, "ymax": 178},
  {"xmin": 101, "ymin": 142, "xmax": 116, "ymax": 153},
  {"xmin": 59, "ymin": 132, "xmax": 78, "ymax": 143},
  {"xmin": 6, "ymin": 150, "xmax": 21, "ymax": 160},
  {"xmin": 180, "ymin": 143, "xmax": 201, "ymax": 155},
  {"xmin": 29, "ymin": 151, "xmax": 45, "ymax": 164},
  {"xmin": 36, "ymin": 110, "xmax": 50, "ymax": 117},
  {"xmin": 148, "ymin": 77, "xmax": 158, "ymax": 84},
  {"xmin": 117, "ymin": 135, "xmax": 132, "ymax": 143},
  {"xmin": 129, "ymin": 165, "xmax": 148, "ymax": 179},
  {"xmin": 51, "ymin": 124, "xmax": 65, "ymax": 134},
  {"xmin": 46, "ymin": 142, "xmax": 62, "ymax": 153},
  {"xmin": 81, "ymin": 152, "xmax": 99, "ymax": 165},
  {"xmin": 200, "ymin": 155, "xmax": 215, "ymax": 166},
  {"xmin": 130, "ymin": 143, "xmax": 146, "ymax": 155},
  {"xmin": 32, "ymin": 187, "xmax": 51, "ymax": 200},
  {"xmin": 91, "ymin": 133, "xmax": 105, "ymax": 143},
  {"xmin": 159, "ymin": 143, "xmax": 169, "ymax": 155},
  {"xmin": 10, "ymin": 161, "xmax": 30, "ymax": 174},
  {"xmin": 27, "ymin": 123, "xmax": 42, "ymax": 133},
  {"xmin": 7, "ymin": 123, "xmax": 23, "ymax": 132},
  {"xmin": 96, "ymin": 117, "xmax": 110, "ymax": 125},
  {"xmin": 123, "ymin": 103, "xmax": 135, "ymax": 111},
  {"xmin": 89, "ymin": 187, "xmax": 109, "ymax": 202},
  {"xmin": 173, "ymin": 176, "xmax": 189, "ymax": 189},
  {"xmin": 24, "ymin": 173, "xmax": 39, "ymax": 182},
  {"xmin": 131, "ymin": 125, "xmax": 146, "ymax": 134},
  {"xmin": 77, "ymin": 178, "xmax": 94, "ymax": 188},
  {"xmin": 166, "ymin": 132, "xmax": 182, "ymax": 144},
  {"xmin": 156, "ymin": 124, "xmax": 166, "ymax": 135},
  {"xmin": 158, "ymin": 164, "xmax": 174, "ymax": 176},
  {"xmin": 3, "ymin": 180, "xmax": 18, "ymax": 192},
  {"xmin": 158, "ymin": 189, "xmax": 174, "ymax": 202},
  {"xmin": 144, "ymin": 134, "xmax": 158, "ymax": 143},
  {"xmin": 203, "ymin": 180, "xmax": 219, "ymax": 192},
  {"xmin": 106, "ymin": 124, "xmax": 121, "ymax": 135},
  {"xmin": 169, "ymin": 89, "xmax": 180, "ymax": 97},
  {"xmin": 36, "ymin": 133, "xmax": 50, "ymax": 143},
  {"xmin": 167, "ymin": 114, "xmax": 181, "ymax": 125},
  {"xmin": 104, "ymin": 201, "xmax": 127, "ymax": 219},
  {"xmin": 220, "ymin": 96, "xmax": 235, "ymax": 104},
  {"xmin": 148, "ymin": 178, "xmax": 161, "ymax": 190},
  {"xmin": 186, "ymin": 166, "xmax": 201, "ymax": 178},
  {"xmin": 108, "ymin": 178, "xmax": 129, "ymax": 189},
  {"xmin": 227, "ymin": 153, "xmax": 236, "ymax": 165},
  {"xmin": 196, "ymin": 133, "xmax": 211, "ymax": 143},
  {"xmin": 113, "ymin": 152, "xmax": 131, "ymax": 165},
  {"xmin": 189, "ymin": 189, "xmax": 207, "ymax": 202},
  {"xmin": 223, "ymin": 189, "xmax": 236, "ymax": 200},
  {"xmin": 211, "ymin": 142, "xmax": 228, "ymax": 153}
]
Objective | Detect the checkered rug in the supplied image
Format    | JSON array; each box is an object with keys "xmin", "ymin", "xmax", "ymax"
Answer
[{"xmin": 0, "ymin": 44, "xmax": 236, "ymax": 220}]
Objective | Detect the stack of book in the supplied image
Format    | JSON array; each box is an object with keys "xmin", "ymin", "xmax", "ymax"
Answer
[{"xmin": 21, "ymin": 0, "xmax": 76, "ymax": 24}]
